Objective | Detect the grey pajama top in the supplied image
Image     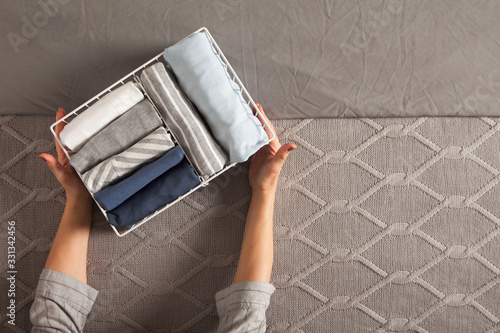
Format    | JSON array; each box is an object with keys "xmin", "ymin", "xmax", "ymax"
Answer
[{"xmin": 30, "ymin": 269, "xmax": 275, "ymax": 333}]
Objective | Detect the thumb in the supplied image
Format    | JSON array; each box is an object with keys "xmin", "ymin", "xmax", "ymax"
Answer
[
  {"xmin": 39, "ymin": 153, "xmax": 67, "ymax": 180},
  {"xmin": 270, "ymin": 143, "xmax": 296, "ymax": 170}
]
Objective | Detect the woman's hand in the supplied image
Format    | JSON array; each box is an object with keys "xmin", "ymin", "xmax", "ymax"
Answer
[
  {"xmin": 39, "ymin": 108, "xmax": 90, "ymax": 200},
  {"xmin": 248, "ymin": 104, "xmax": 296, "ymax": 193}
]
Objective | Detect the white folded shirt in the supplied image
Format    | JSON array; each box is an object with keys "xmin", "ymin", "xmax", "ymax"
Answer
[{"xmin": 59, "ymin": 82, "xmax": 144, "ymax": 152}]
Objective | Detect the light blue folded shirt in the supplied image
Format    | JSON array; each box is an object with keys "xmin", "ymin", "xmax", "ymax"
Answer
[{"xmin": 164, "ymin": 32, "xmax": 268, "ymax": 163}]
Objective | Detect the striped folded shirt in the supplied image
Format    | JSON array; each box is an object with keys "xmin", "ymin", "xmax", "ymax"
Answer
[
  {"xmin": 140, "ymin": 62, "xmax": 228, "ymax": 179},
  {"xmin": 81, "ymin": 127, "xmax": 175, "ymax": 193}
]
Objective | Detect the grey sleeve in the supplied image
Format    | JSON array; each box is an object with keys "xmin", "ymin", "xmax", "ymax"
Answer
[
  {"xmin": 30, "ymin": 269, "xmax": 98, "ymax": 333},
  {"xmin": 215, "ymin": 281, "xmax": 275, "ymax": 333}
]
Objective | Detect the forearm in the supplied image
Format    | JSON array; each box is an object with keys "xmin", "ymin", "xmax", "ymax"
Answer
[
  {"xmin": 44, "ymin": 194, "xmax": 93, "ymax": 284},
  {"xmin": 233, "ymin": 189, "xmax": 276, "ymax": 283}
]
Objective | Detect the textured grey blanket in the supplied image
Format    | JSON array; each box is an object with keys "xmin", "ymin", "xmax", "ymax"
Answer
[
  {"xmin": 2, "ymin": 0, "xmax": 500, "ymax": 118},
  {"xmin": 1, "ymin": 116, "xmax": 499, "ymax": 332}
]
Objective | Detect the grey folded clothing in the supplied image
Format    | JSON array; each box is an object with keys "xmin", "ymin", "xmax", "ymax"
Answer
[
  {"xmin": 81, "ymin": 127, "xmax": 175, "ymax": 193},
  {"xmin": 140, "ymin": 62, "xmax": 228, "ymax": 179},
  {"xmin": 69, "ymin": 99, "xmax": 163, "ymax": 173}
]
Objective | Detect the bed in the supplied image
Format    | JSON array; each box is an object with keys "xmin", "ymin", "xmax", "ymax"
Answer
[{"xmin": 1, "ymin": 1, "xmax": 499, "ymax": 332}]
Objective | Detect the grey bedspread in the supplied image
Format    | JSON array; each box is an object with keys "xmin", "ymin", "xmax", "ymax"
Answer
[
  {"xmin": 2, "ymin": 0, "xmax": 500, "ymax": 118},
  {"xmin": 1, "ymin": 115, "xmax": 499, "ymax": 332}
]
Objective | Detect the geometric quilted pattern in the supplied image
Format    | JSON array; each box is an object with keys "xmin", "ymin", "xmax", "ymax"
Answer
[{"xmin": 0, "ymin": 116, "xmax": 499, "ymax": 332}]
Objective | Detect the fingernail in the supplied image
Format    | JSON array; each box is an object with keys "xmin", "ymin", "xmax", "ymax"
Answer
[{"xmin": 288, "ymin": 147, "xmax": 295, "ymax": 152}]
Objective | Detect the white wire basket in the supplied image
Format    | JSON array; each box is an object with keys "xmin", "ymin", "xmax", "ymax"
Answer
[{"xmin": 50, "ymin": 27, "xmax": 275, "ymax": 237}]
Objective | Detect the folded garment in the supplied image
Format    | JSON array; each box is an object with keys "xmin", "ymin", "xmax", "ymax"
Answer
[
  {"xmin": 106, "ymin": 157, "xmax": 201, "ymax": 229},
  {"xmin": 69, "ymin": 99, "xmax": 163, "ymax": 173},
  {"xmin": 140, "ymin": 62, "xmax": 228, "ymax": 179},
  {"xmin": 60, "ymin": 82, "xmax": 144, "ymax": 152},
  {"xmin": 81, "ymin": 127, "xmax": 175, "ymax": 193},
  {"xmin": 163, "ymin": 32, "xmax": 268, "ymax": 163},
  {"xmin": 94, "ymin": 145, "xmax": 186, "ymax": 211}
]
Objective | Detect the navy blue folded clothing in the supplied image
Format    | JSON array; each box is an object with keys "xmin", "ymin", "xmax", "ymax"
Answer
[
  {"xmin": 106, "ymin": 157, "xmax": 201, "ymax": 229},
  {"xmin": 94, "ymin": 145, "xmax": 186, "ymax": 211}
]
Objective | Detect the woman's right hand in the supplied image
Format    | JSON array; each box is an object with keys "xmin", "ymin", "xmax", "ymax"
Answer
[
  {"xmin": 248, "ymin": 104, "xmax": 296, "ymax": 193},
  {"xmin": 39, "ymin": 107, "xmax": 90, "ymax": 200}
]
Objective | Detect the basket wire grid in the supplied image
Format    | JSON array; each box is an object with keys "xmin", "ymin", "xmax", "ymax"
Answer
[{"xmin": 50, "ymin": 27, "xmax": 275, "ymax": 237}]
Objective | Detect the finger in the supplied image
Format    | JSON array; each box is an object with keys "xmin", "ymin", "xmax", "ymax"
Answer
[
  {"xmin": 255, "ymin": 104, "xmax": 276, "ymax": 139},
  {"xmin": 254, "ymin": 104, "xmax": 273, "ymax": 140},
  {"xmin": 54, "ymin": 107, "xmax": 67, "ymax": 137},
  {"xmin": 255, "ymin": 103, "xmax": 281, "ymax": 150},
  {"xmin": 39, "ymin": 153, "xmax": 67, "ymax": 183},
  {"xmin": 269, "ymin": 143, "xmax": 296, "ymax": 170},
  {"xmin": 54, "ymin": 108, "xmax": 69, "ymax": 164}
]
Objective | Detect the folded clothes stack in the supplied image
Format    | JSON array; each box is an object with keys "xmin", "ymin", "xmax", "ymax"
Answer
[
  {"xmin": 59, "ymin": 30, "xmax": 267, "ymax": 230},
  {"xmin": 69, "ymin": 99, "xmax": 164, "ymax": 173},
  {"xmin": 164, "ymin": 31, "xmax": 268, "ymax": 163},
  {"xmin": 105, "ymin": 150, "xmax": 201, "ymax": 228},
  {"xmin": 140, "ymin": 62, "xmax": 228, "ymax": 179},
  {"xmin": 60, "ymin": 81, "xmax": 204, "ymax": 229}
]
